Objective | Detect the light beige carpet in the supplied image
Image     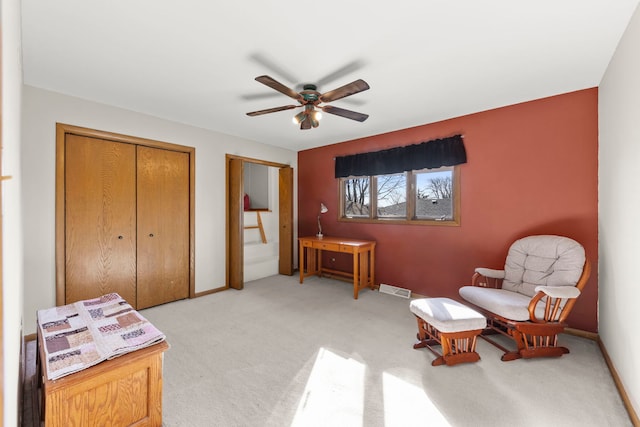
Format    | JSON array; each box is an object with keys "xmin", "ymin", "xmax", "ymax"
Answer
[{"xmin": 141, "ymin": 275, "xmax": 631, "ymax": 427}]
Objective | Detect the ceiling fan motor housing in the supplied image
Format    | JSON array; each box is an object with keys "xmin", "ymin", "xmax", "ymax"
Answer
[{"xmin": 301, "ymin": 85, "xmax": 320, "ymax": 104}]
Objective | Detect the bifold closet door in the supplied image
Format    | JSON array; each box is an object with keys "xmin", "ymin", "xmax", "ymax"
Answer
[
  {"xmin": 65, "ymin": 135, "xmax": 137, "ymax": 304},
  {"xmin": 136, "ymin": 146, "xmax": 190, "ymax": 309}
]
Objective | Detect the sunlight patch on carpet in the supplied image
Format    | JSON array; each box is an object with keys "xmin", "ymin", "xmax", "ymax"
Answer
[
  {"xmin": 291, "ymin": 347, "xmax": 365, "ymax": 427},
  {"xmin": 382, "ymin": 372, "xmax": 451, "ymax": 426}
]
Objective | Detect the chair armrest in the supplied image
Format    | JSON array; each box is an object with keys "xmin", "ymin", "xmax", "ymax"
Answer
[
  {"xmin": 475, "ymin": 268, "xmax": 505, "ymax": 279},
  {"xmin": 534, "ymin": 285, "xmax": 580, "ymax": 299},
  {"xmin": 471, "ymin": 268, "xmax": 505, "ymax": 288},
  {"xmin": 528, "ymin": 286, "xmax": 581, "ymax": 322}
]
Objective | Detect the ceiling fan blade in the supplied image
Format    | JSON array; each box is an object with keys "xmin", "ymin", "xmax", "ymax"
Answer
[
  {"xmin": 249, "ymin": 53, "xmax": 299, "ymax": 84},
  {"xmin": 255, "ymin": 75, "xmax": 303, "ymax": 101},
  {"xmin": 315, "ymin": 60, "xmax": 364, "ymax": 87},
  {"xmin": 241, "ymin": 92, "xmax": 283, "ymax": 101},
  {"xmin": 321, "ymin": 105, "xmax": 369, "ymax": 122},
  {"xmin": 246, "ymin": 105, "xmax": 298, "ymax": 117},
  {"xmin": 319, "ymin": 79, "xmax": 370, "ymax": 103}
]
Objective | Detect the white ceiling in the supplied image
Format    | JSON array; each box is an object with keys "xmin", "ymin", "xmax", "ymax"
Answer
[{"xmin": 21, "ymin": 1, "xmax": 639, "ymax": 152}]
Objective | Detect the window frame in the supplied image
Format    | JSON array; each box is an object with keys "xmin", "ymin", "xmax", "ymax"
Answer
[{"xmin": 338, "ymin": 166, "xmax": 461, "ymax": 226}]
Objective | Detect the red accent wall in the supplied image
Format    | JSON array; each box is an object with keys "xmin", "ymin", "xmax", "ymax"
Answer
[{"xmin": 298, "ymin": 88, "xmax": 599, "ymax": 332}]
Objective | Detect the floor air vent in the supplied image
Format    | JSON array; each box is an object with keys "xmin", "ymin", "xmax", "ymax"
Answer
[{"xmin": 378, "ymin": 284, "xmax": 412, "ymax": 298}]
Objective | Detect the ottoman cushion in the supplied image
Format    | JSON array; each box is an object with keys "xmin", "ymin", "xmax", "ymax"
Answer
[{"xmin": 410, "ymin": 297, "xmax": 486, "ymax": 333}]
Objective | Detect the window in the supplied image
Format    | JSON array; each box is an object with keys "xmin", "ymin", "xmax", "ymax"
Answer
[
  {"xmin": 343, "ymin": 177, "xmax": 370, "ymax": 217},
  {"xmin": 415, "ymin": 167, "xmax": 454, "ymax": 221},
  {"xmin": 340, "ymin": 166, "xmax": 459, "ymax": 226},
  {"xmin": 376, "ymin": 173, "xmax": 407, "ymax": 218}
]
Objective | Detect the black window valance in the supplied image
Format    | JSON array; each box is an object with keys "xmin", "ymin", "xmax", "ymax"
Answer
[{"xmin": 334, "ymin": 134, "xmax": 466, "ymax": 178}]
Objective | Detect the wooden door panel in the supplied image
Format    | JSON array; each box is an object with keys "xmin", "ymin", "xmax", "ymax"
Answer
[
  {"xmin": 228, "ymin": 158, "xmax": 244, "ymax": 289},
  {"xmin": 65, "ymin": 135, "xmax": 137, "ymax": 304},
  {"xmin": 279, "ymin": 167, "xmax": 294, "ymax": 275},
  {"xmin": 137, "ymin": 146, "xmax": 190, "ymax": 309}
]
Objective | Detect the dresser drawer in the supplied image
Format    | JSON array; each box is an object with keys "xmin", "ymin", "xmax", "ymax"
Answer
[{"xmin": 313, "ymin": 242, "xmax": 340, "ymax": 251}]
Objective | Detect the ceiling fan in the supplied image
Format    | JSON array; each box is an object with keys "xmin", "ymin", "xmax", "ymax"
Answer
[{"xmin": 246, "ymin": 75, "xmax": 370, "ymax": 130}]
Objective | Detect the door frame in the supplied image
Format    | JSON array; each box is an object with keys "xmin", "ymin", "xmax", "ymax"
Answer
[
  {"xmin": 55, "ymin": 123, "xmax": 196, "ymax": 306},
  {"xmin": 225, "ymin": 154, "xmax": 294, "ymax": 290}
]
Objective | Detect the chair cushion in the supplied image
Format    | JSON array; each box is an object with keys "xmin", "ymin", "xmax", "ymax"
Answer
[
  {"xmin": 503, "ymin": 235, "xmax": 585, "ymax": 297},
  {"xmin": 410, "ymin": 297, "xmax": 486, "ymax": 333},
  {"xmin": 459, "ymin": 286, "xmax": 542, "ymax": 321}
]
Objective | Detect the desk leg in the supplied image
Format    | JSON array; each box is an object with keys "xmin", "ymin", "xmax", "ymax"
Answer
[
  {"xmin": 309, "ymin": 248, "xmax": 318, "ymax": 277},
  {"xmin": 353, "ymin": 251, "xmax": 360, "ymax": 299},
  {"xmin": 299, "ymin": 241, "xmax": 305, "ymax": 284},
  {"xmin": 369, "ymin": 246, "xmax": 375, "ymax": 289},
  {"xmin": 359, "ymin": 251, "xmax": 369, "ymax": 293},
  {"xmin": 300, "ymin": 245, "xmax": 319, "ymax": 284}
]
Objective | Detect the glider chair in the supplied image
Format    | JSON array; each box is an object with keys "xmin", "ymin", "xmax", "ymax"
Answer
[{"xmin": 459, "ymin": 235, "xmax": 591, "ymax": 361}]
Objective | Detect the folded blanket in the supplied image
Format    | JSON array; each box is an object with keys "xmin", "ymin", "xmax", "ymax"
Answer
[{"xmin": 37, "ymin": 293, "xmax": 166, "ymax": 380}]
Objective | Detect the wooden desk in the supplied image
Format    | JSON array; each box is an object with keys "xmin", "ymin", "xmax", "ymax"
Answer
[
  {"xmin": 36, "ymin": 328, "xmax": 168, "ymax": 426},
  {"xmin": 299, "ymin": 236, "xmax": 376, "ymax": 299}
]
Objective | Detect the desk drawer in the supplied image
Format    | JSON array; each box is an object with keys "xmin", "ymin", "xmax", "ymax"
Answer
[
  {"xmin": 302, "ymin": 240, "xmax": 314, "ymax": 248},
  {"xmin": 340, "ymin": 245, "xmax": 355, "ymax": 253},
  {"xmin": 313, "ymin": 242, "xmax": 340, "ymax": 251}
]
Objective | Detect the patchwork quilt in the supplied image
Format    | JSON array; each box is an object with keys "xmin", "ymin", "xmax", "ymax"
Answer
[{"xmin": 37, "ymin": 293, "xmax": 166, "ymax": 380}]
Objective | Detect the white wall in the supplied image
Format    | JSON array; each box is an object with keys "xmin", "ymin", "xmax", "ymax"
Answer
[
  {"xmin": 244, "ymin": 162, "xmax": 269, "ymax": 209},
  {"xmin": 21, "ymin": 85, "xmax": 298, "ymax": 335},
  {"xmin": 599, "ymin": 3, "xmax": 640, "ymax": 416},
  {"xmin": 2, "ymin": 0, "xmax": 25, "ymax": 424}
]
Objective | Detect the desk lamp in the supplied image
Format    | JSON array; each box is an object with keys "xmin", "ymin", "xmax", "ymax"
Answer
[{"xmin": 317, "ymin": 203, "xmax": 328, "ymax": 238}]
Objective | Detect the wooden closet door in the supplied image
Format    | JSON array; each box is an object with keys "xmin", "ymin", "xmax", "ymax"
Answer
[
  {"xmin": 279, "ymin": 166, "xmax": 294, "ymax": 275},
  {"xmin": 65, "ymin": 135, "xmax": 137, "ymax": 304},
  {"xmin": 227, "ymin": 158, "xmax": 244, "ymax": 289},
  {"xmin": 136, "ymin": 146, "xmax": 190, "ymax": 309}
]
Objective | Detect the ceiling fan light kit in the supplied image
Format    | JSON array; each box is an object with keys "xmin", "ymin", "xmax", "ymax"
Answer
[
  {"xmin": 292, "ymin": 111, "xmax": 307, "ymax": 125},
  {"xmin": 246, "ymin": 75, "xmax": 370, "ymax": 130}
]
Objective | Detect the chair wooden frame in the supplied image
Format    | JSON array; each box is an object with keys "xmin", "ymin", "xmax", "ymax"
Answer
[{"xmin": 467, "ymin": 259, "xmax": 591, "ymax": 361}]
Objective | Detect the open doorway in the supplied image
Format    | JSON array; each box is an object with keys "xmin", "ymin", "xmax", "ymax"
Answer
[{"xmin": 226, "ymin": 155, "xmax": 294, "ymax": 289}]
